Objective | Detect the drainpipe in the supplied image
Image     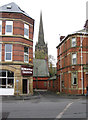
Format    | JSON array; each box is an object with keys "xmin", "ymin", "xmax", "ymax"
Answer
[{"xmin": 80, "ymin": 35, "xmax": 84, "ymax": 95}]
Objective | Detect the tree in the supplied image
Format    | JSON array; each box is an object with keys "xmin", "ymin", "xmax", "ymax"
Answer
[{"xmin": 48, "ymin": 55, "xmax": 56, "ymax": 77}]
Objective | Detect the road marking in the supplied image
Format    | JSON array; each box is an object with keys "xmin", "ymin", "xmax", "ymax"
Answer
[
  {"xmin": 55, "ymin": 99, "xmax": 80, "ymax": 119},
  {"xmin": 56, "ymin": 102, "xmax": 74, "ymax": 119}
]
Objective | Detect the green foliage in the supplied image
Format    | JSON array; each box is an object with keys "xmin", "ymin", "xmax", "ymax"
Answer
[{"xmin": 49, "ymin": 62, "xmax": 56, "ymax": 77}]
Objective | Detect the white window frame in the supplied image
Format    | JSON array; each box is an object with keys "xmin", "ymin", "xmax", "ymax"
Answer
[
  {"xmin": 0, "ymin": 21, "xmax": 2, "ymax": 35},
  {"xmin": 24, "ymin": 47, "xmax": 29, "ymax": 63},
  {"xmin": 0, "ymin": 70, "xmax": 14, "ymax": 88},
  {"xmin": 5, "ymin": 44, "xmax": 12, "ymax": 61},
  {"xmin": 24, "ymin": 24, "xmax": 29, "ymax": 39},
  {"xmin": 72, "ymin": 53, "xmax": 77, "ymax": 65},
  {"xmin": 5, "ymin": 21, "xmax": 13, "ymax": 35},
  {"xmin": 72, "ymin": 38, "xmax": 76, "ymax": 47},
  {"xmin": 0, "ymin": 44, "xmax": 2, "ymax": 61},
  {"xmin": 72, "ymin": 72, "xmax": 77, "ymax": 85}
]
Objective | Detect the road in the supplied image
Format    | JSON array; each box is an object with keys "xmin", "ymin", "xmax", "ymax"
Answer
[{"xmin": 0, "ymin": 91, "xmax": 87, "ymax": 120}]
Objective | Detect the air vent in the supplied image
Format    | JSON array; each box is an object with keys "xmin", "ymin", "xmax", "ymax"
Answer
[{"xmin": 7, "ymin": 5, "xmax": 12, "ymax": 9}]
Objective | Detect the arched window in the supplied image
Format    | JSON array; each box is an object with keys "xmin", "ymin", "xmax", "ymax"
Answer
[{"xmin": 0, "ymin": 70, "xmax": 14, "ymax": 88}]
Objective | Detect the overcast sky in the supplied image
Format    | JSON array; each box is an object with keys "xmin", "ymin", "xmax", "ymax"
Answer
[{"xmin": 0, "ymin": 0, "xmax": 87, "ymax": 65}]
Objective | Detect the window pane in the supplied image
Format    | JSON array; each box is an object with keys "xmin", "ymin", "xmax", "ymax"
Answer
[
  {"xmin": 7, "ymin": 79, "xmax": 14, "ymax": 88},
  {"xmin": 6, "ymin": 25, "xmax": 12, "ymax": 32},
  {"xmin": 7, "ymin": 71, "xmax": 14, "ymax": 77},
  {"xmin": 0, "ymin": 25, "xmax": 1, "ymax": 33},
  {"xmin": 24, "ymin": 47, "xmax": 28, "ymax": 53},
  {"xmin": 24, "ymin": 28, "xmax": 29, "ymax": 36},
  {"xmin": 0, "ymin": 78, "xmax": 2, "ymax": 88},
  {"xmin": 24, "ymin": 55, "xmax": 28, "ymax": 62},
  {"xmin": 2, "ymin": 78, "xmax": 6, "ymax": 88},
  {"xmin": 24, "ymin": 24, "xmax": 29, "ymax": 38},
  {"xmin": 72, "ymin": 73, "xmax": 77, "ymax": 85},
  {"xmin": 0, "ymin": 52, "xmax": 1, "ymax": 61},
  {"xmin": 6, "ymin": 21, "xmax": 13, "ymax": 35},
  {"xmin": 74, "ymin": 78, "xmax": 77, "ymax": 84},
  {"xmin": 5, "ymin": 44, "xmax": 12, "ymax": 52},
  {"xmin": 73, "ymin": 58, "xmax": 76, "ymax": 64},
  {"xmin": 72, "ymin": 53, "xmax": 76, "ymax": 64},
  {"xmin": 6, "ymin": 53, "xmax": 11, "ymax": 60},
  {"xmin": 72, "ymin": 38, "xmax": 76, "ymax": 47}
]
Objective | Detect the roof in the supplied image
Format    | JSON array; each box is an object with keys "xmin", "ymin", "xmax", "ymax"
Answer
[
  {"xmin": 33, "ymin": 59, "xmax": 49, "ymax": 77},
  {"xmin": 56, "ymin": 28, "xmax": 88, "ymax": 48},
  {"xmin": 0, "ymin": 2, "xmax": 31, "ymax": 18}
]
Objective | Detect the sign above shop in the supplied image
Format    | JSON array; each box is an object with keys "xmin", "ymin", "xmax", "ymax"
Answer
[{"xmin": 21, "ymin": 65, "xmax": 33, "ymax": 76}]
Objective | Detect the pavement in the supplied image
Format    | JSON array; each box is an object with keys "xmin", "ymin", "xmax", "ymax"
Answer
[{"xmin": 0, "ymin": 90, "xmax": 87, "ymax": 101}]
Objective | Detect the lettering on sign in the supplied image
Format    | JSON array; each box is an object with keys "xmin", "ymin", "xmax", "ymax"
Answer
[{"xmin": 21, "ymin": 65, "xmax": 33, "ymax": 76}]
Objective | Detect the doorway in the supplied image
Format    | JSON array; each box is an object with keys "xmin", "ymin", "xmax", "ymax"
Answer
[{"xmin": 23, "ymin": 79, "xmax": 27, "ymax": 94}]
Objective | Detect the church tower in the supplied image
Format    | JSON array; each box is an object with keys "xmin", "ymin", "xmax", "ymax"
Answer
[{"xmin": 35, "ymin": 12, "xmax": 48, "ymax": 60}]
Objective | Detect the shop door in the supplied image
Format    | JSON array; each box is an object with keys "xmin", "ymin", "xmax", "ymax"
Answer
[{"xmin": 23, "ymin": 79, "xmax": 27, "ymax": 94}]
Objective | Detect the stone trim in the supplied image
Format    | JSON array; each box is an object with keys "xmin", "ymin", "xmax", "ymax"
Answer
[
  {"xmin": 0, "ymin": 18, "xmax": 33, "ymax": 26},
  {"xmin": 0, "ymin": 41, "xmax": 33, "ymax": 48},
  {"xmin": 0, "ymin": 35, "xmax": 33, "ymax": 42}
]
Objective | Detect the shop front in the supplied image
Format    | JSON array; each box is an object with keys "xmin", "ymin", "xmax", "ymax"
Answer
[{"xmin": 0, "ymin": 65, "xmax": 33, "ymax": 96}]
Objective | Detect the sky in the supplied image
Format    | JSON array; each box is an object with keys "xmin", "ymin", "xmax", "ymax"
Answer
[{"xmin": 0, "ymin": 0, "xmax": 87, "ymax": 65}]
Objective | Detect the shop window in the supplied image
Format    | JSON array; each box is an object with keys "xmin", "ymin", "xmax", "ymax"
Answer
[
  {"xmin": 5, "ymin": 21, "xmax": 13, "ymax": 35},
  {"xmin": 72, "ymin": 72, "xmax": 77, "ymax": 85},
  {"xmin": 0, "ymin": 44, "xmax": 2, "ymax": 61},
  {"xmin": 72, "ymin": 38, "xmax": 76, "ymax": 47},
  {"xmin": 5, "ymin": 44, "xmax": 12, "ymax": 61},
  {"xmin": 0, "ymin": 21, "xmax": 2, "ymax": 35},
  {"xmin": 0, "ymin": 70, "xmax": 14, "ymax": 88},
  {"xmin": 24, "ymin": 46, "xmax": 29, "ymax": 63},
  {"xmin": 24, "ymin": 24, "xmax": 29, "ymax": 39},
  {"xmin": 72, "ymin": 53, "xmax": 77, "ymax": 65},
  {"xmin": 7, "ymin": 79, "xmax": 14, "ymax": 88}
]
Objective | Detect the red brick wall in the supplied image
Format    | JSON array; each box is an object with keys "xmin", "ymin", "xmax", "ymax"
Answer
[
  {"xmin": 57, "ymin": 35, "xmax": 88, "ymax": 95},
  {"xmin": 47, "ymin": 79, "xmax": 58, "ymax": 92},
  {"xmin": 33, "ymin": 77, "xmax": 49, "ymax": 89},
  {"xmin": 0, "ymin": 12, "xmax": 34, "ymax": 64}
]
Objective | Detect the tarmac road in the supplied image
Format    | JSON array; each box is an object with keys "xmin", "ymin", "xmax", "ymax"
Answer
[{"xmin": 0, "ymin": 91, "xmax": 87, "ymax": 120}]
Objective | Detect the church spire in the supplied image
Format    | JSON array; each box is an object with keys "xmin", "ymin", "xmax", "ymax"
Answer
[{"xmin": 38, "ymin": 11, "xmax": 45, "ymax": 45}]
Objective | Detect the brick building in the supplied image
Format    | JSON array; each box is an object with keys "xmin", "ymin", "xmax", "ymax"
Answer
[
  {"xmin": 33, "ymin": 59, "xmax": 49, "ymax": 89},
  {"xmin": 47, "ymin": 76, "xmax": 58, "ymax": 92},
  {"xmin": 0, "ymin": 2, "xmax": 34, "ymax": 95},
  {"xmin": 57, "ymin": 21, "xmax": 88, "ymax": 95}
]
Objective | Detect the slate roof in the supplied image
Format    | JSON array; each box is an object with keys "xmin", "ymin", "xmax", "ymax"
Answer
[
  {"xmin": 0, "ymin": 2, "xmax": 31, "ymax": 18},
  {"xmin": 33, "ymin": 59, "xmax": 49, "ymax": 77},
  {"xmin": 56, "ymin": 28, "xmax": 88, "ymax": 48}
]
